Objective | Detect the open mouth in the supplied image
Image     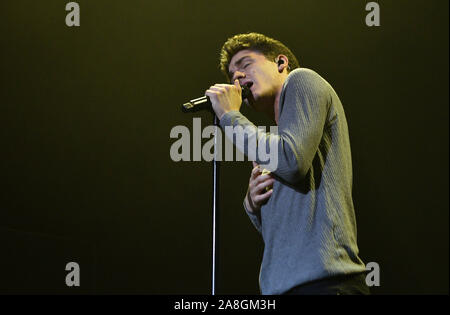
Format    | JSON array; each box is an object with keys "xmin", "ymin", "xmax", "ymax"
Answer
[
  {"xmin": 241, "ymin": 82, "xmax": 254, "ymax": 103},
  {"xmin": 242, "ymin": 82, "xmax": 253, "ymax": 95}
]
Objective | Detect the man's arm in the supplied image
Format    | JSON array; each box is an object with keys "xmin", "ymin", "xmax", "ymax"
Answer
[{"xmin": 219, "ymin": 69, "xmax": 331, "ymax": 185}]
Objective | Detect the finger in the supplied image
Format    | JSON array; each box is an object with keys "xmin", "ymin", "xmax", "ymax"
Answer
[
  {"xmin": 252, "ymin": 161, "xmax": 259, "ymax": 168},
  {"xmin": 251, "ymin": 165, "xmax": 262, "ymax": 179},
  {"xmin": 215, "ymin": 81, "xmax": 241, "ymax": 94},
  {"xmin": 254, "ymin": 178, "xmax": 275, "ymax": 193},
  {"xmin": 249, "ymin": 171, "xmax": 261, "ymax": 184},
  {"xmin": 214, "ymin": 83, "xmax": 239, "ymax": 89},
  {"xmin": 214, "ymin": 84, "xmax": 234, "ymax": 88},
  {"xmin": 234, "ymin": 79, "xmax": 241, "ymax": 90},
  {"xmin": 262, "ymin": 188, "xmax": 274, "ymax": 199},
  {"xmin": 254, "ymin": 189, "xmax": 273, "ymax": 203},
  {"xmin": 205, "ymin": 90, "xmax": 218, "ymax": 97},
  {"xmin": 254, "ymin": 174, "xmax": 274, "ymax": 185},
  {"xmin": 251, "ymin": 178, "xmax": 274, "ymax": 196},
  {"xmin": 209, "ymin": 86, "xmax": 226, "ymax": 93}
]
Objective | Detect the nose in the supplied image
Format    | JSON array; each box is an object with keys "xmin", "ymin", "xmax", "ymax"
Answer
[{"xmin": 231, "ymin": 71, "xmax": 245, "ymax": 82}]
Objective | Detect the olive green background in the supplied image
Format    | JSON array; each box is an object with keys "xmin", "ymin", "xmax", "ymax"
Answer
[{"xmin": 0, "ymin": 0, "xmax": 448, "ymax": 294}]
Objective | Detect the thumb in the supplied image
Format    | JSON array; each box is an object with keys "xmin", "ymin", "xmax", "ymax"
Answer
[
  {"xmin": 252, "ymin": 161, "xmax": 259, "ymax": 168},
  {"xmin": 234, "ymin": 79, "xmax": 241, "ymax": 91}
]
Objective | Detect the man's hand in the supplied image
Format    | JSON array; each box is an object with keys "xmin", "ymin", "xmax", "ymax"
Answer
[
  {"xmin": 205, "ymin": 79, "xmax": 242, "ymax": 120},
  {"xmin": 244, "ymin": 162, "xmax": 275, "ymax": 214}
]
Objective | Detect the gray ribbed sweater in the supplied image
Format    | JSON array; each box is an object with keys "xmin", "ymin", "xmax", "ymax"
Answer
[{"xmin": 219, "ymin": 68, "xmax": 366, "ymax": 295}]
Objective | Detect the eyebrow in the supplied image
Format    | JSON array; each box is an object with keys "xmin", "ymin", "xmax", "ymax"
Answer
[{"xmin": 228, "ymin": 56, "xmax": 252, "ymax": 80}]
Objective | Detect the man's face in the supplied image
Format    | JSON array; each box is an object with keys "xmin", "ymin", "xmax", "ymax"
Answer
[{"xmin": 228, "ymin": 49, "xmax": 285, "ymax": 111}]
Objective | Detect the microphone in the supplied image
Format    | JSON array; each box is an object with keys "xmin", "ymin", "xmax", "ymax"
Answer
[{"xmin": 181, "ymin": 85, "xmax": 251, "ymax": 113}]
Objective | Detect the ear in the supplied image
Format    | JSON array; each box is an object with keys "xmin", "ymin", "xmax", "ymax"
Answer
[{"xmin": 275, "ymin": 54, "xmax": 289, "ymax": 73}]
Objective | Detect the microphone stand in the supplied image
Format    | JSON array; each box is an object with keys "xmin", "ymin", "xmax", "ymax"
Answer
[
  {"xmin": 211, "ymin": 113, "xmax": 220, "ymax": 295},
  {"xmin": 181, "ymin": 87, "xmax": 250, "ymax": 295},
  {"xmin": 182, "ymin": 102, "xmax": 222, "ymax": 295}
]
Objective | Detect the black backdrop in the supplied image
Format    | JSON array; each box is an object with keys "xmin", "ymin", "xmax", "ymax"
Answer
[{"xmin": 0, "ymin": 0, "xmax": 448, "ymax": 294}]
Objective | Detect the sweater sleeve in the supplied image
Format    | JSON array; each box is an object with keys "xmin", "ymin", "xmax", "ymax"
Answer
[
  {"xmin": 243, "ymin": 199, "xmax": 262, "ymax": 234},
  {"xmin": 219, "ymin": 68, "xmax": 330, "ymax": 185}
]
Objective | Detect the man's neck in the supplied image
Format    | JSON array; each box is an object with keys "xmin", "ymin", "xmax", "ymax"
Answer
[
  {"xmin": 273, "ymin": 104, "xmax": 279, "ymax": 125},
  {"xmin": 273, "ymin": 74, "xmax": 289, "ymax": 125},
  {"xmin": 274, "ymin": 90, "xmax": 281, "ymax": 125},
  {"xmin": 260, "ymin": 75, "xmax": 288, "ymax": 125},
  {"xmin": 272, "ymin": 80, "xmax": 285, "ymax": 125}
]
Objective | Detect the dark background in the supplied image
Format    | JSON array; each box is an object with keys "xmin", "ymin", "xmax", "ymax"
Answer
[{"xmin": 0, "ymin": 0, "xmax": 448, "ymax": 294}]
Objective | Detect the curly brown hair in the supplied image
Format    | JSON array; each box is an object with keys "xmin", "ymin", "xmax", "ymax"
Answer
[{"xmin": 219, "ymin": 32, "xmax": 300, "ymax": 81}]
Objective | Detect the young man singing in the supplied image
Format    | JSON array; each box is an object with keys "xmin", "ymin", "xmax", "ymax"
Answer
[{"xmin": 205, "ymin": 32, "xmax": 369, "ymax": 295}]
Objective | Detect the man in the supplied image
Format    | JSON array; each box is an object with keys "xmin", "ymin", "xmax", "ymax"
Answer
[{"xmin": 205, "ymin": 32, "xmax": 369, "ymax": 295}]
